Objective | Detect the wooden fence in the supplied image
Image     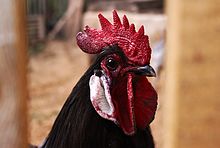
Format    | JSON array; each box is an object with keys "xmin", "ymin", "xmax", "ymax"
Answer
[
  {"xmin": 0, "ymin": 0, "xmax": 28, "ymax": 148},
  {"xmin": 27, "ymin": 0, "xmax": 68, "ymax": 43},
  {"xmin": 164, "ymin": 0, "xmax": 220, "ymax": 148},
  {"xmin": 27, "ymin": 0, "xmax": 46, "ymax": 43}
]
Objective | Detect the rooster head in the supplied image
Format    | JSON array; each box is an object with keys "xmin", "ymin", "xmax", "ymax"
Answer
[{"xmin": 76, "ymin": 10, "xmax": 158, "ymax": 135}]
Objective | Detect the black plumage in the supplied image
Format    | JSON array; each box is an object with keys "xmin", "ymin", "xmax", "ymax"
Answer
[{"xmin": 41, "ymin": 46, "xmax": 155, "ymax": 148}]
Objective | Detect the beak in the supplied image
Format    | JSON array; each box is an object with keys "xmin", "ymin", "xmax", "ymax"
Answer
[{"xmin": 130, "ymin": 65, "xmax": 156, "ymax": 77}]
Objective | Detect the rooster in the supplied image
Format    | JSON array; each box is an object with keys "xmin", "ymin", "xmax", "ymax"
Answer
[{"xmin": 40, "ymin": 10, "xmax": 158, "ymax": 148}]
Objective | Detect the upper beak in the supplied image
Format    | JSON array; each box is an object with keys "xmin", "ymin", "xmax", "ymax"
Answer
[{"xmin": 130, "ymin": 65, "xmax": 156, "ymax": 77}]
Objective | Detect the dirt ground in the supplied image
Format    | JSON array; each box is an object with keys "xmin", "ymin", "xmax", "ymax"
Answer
[
  {"xmin": 28, "ymin": 41, "xmax": 89, "ymax": 145},
  {"xmin": 28, "ymin": 40, "xmax": 164, "ymax": 147}
]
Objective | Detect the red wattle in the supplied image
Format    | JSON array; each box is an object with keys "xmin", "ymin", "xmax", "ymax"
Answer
[
  {"xmin": 133, "ymin": 76, "xmax": 158, "ymax": 129},
  {"xmin": 111, "ymin": 74, "xmax": 135, "ymax": 135},
  {"xmin": 111, "ymin": 74, "xmax": 157, "ymax": 135}
]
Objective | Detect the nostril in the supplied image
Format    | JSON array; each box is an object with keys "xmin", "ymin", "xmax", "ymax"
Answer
[{"xmin": 94, "ymin": 70, "xmax": 103, "ymax": 77}]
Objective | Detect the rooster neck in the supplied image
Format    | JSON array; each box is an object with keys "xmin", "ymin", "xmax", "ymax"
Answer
[
  {"xmin": 42, "ymin": 61, "xmax": 103, "ymax": 147},
  {"xmin": 41, "ymin": 47, "xmax": 155, "ymax": 148}
]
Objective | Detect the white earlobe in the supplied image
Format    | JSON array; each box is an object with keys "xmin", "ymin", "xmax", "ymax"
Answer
[{"xmin": 89, "ymin": 74, "xmax": 116, "ymax": 122}]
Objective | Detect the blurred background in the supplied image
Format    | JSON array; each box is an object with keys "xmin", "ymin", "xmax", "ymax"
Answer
[{"xmin": 0, "ymin": 0, "xmax": 220, "ymax": 148}]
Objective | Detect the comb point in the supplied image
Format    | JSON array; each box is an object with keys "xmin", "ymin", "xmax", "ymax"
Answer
[
  {"xmin": 137, "ymin": 25, "xmax": 145, "ymax": 36},
  {"xmin": 123, "ymin": 15, "xmax": 129, "ymax": 29},
  {"xmin": 98, "ymin": 13, "xmax": 112, "ymax": 29},
  {"xmin": 130, "ymin": 24, "xmax": 136, "ymax": 34},
  {"xmin": 113, "ymin": 10, "xmax": 122, "ymax": 28}
]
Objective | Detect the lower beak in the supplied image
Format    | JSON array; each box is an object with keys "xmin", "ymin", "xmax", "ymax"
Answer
[{"xmin": 130, "ymin": 65, "xmax": 156, "ymax": 77}]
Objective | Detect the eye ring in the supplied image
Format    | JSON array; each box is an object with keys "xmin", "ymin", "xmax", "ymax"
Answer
[{"xmin": 106, "ymin": 58, "xmax": 118, "ymax": 71}]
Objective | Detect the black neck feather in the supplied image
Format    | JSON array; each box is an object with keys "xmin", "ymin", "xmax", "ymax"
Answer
[{"xmin": 41, "ymin": 45, "xmax": 155, "ymax": 148}]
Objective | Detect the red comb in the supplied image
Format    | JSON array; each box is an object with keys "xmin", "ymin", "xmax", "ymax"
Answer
[{"xmin": 76, "ymin": 10, "xmax": 151, "ymax": 65}]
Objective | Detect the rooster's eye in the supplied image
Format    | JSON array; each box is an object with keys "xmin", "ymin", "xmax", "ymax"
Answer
[{"xmin": 106, "ymin": 58, "xmax": 118, "ymax": 71}]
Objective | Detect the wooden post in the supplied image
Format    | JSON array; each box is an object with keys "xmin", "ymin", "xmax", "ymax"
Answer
[
  {"xmin": 64, "ymin": 0, "xmax": 84, "ymax": 40},
  {"xmin": 164, "ymin": 0, "xmax": 220, "ymax": 148},
  {"xmin": 0, "ymin": 0, "xmax": 28, "ymax": 148}
]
